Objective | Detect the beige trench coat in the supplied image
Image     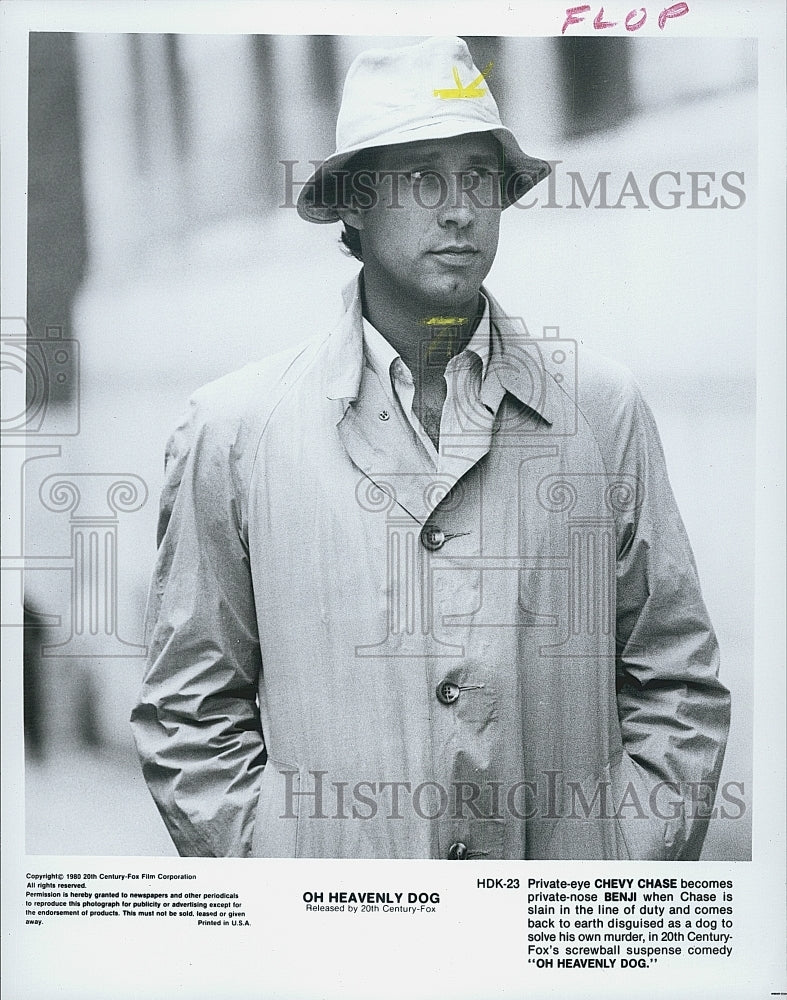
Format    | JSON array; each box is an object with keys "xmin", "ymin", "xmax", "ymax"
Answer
[{"xmin": 131, "ymin": 276, "xmax": 730, "ymax": 860}]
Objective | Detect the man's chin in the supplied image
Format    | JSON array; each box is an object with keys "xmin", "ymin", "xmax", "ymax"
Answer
[{"xmin": 411, "ymin": 277, "xmax": 483, "ymax": 318}]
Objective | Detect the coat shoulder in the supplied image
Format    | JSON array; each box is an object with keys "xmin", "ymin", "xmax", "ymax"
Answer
[
  {"xmin": 571, "ymin": 344, "xmax": 662, "ymax": 477},
  {"xmin": 162, "ymin": 333, "xmax": 327, "ymax": 486},
  {"xmin": 574, "ymin": 346, "xmax": 650, "ymax": 435},
  {"xmin": 576, "ymin": 347, "xmax": 642, "ymax": 409},
  {"xmin": 188, "ymin": 334, "xmax": 325, "ymax": 430}
]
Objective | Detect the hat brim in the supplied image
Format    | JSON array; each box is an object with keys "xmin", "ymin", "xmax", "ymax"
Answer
[{"xmin": 296, "ymin": 120, "xmax": 551, "ymax": 223}]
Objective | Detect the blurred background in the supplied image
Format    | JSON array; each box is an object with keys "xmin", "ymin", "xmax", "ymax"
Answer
[{"xmin": 18, "ymin": 33, "xmax": 756, "ymax": 858}]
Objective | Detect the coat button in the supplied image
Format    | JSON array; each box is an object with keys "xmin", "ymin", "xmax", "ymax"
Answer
[
  {"xmin": 436, "ymin": 680, "xmax": 460, "ymax": 705},
  {"xmin": 421, "ymin": 525, "xmax": 445, "ymax": 550},
  {"xmin": 447, "ymin": 841, "xmax": 468, "ymax": 860}
]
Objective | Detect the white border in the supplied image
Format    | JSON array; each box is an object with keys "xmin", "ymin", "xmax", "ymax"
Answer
[{"xmin": 2, "ymin": 3, "xmax": 784, "ymax": 998}]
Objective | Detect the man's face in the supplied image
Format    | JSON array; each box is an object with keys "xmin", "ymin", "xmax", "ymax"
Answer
[{"xmin": 346, "ymin": 133, "xmax": 503, "ymax": 315}]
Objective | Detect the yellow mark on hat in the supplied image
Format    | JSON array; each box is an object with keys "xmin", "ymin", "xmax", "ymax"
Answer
[
  {"xmin": 434, "ymin": 62, "xmax": 493, "ymax": 100},
  {"xmin": 421, "ymin": 316, "xmax": 468, "ymax": 326}
]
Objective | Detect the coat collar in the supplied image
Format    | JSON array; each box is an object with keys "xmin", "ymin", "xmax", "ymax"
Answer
[
  {"xmin": 483, "ymin": 287, "xmax": 556, "ymax": 427},
  {"xmin": 324, "ymin": 277, "xmax": 365, "ymax": 414},
  {"xmin": 324, "ymin": 273, "xmax": 556, "ymax": 428}
]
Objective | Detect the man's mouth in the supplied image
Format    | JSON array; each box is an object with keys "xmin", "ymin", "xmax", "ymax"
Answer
[{"xmin": 429, "ymin": 245, "xmax": 479, "ymax": 262}]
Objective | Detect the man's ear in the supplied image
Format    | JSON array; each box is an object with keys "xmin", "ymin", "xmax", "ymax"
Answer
[{"xmin": 337, "ymin": 205, "xmax": 365, "ymax": 231}]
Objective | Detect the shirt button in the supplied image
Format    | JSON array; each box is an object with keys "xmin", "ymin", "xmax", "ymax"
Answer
[
  {"xmin": 421, "ymin": 525, "xmax": 445, "ymax": 550},
  {"xmin": 447, "ymin": 841, "xmax": 468, "ymax": 860},
  {"xmin": 436, "ymin": 680, "xmax": 460, "ymax": 705}
]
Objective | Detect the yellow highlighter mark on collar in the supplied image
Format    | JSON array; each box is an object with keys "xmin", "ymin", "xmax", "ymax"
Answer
[{"xmin": 420, "ymin": 318, "xmax": 470, "ymax": 363}]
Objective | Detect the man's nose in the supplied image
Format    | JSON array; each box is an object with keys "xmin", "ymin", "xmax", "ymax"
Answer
[{"xmin": 437, "ymin": 171, "xmax": 475, "ymax": 228}]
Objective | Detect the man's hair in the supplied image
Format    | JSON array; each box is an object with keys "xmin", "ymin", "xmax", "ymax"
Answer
[
  {"xmin": 340, "ymin": 223, "xmax": 363, "ymax": 261},
  {"xmin": 336, "ymin": 148, "xmax": 378, "ymax": 263}
]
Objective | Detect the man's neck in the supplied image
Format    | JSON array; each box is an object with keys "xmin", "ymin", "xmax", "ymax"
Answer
[{"xmin": 360, "ymin": 271, "xmax": 484, "ymax": 386}]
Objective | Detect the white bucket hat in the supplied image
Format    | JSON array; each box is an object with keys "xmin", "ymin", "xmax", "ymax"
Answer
[{"xmin": 297, "ymin": 36, "xmax": 551, "ymax": 223}]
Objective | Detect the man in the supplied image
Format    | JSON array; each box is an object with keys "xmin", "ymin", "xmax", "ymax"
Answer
[{"xmin": 131, "ymin": 36, "xmax": 730, "ymax": 860}]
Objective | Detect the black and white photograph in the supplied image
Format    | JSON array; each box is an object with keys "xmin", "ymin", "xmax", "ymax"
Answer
[
  {"xmin": 20, "ymin": 27, "xmax": 754, "ymax": 861},
  {"xmin": 2, "ymin": 2, "xmax": 784, "ymax": 998}
]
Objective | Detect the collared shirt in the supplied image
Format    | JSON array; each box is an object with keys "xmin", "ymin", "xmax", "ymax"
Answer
[{"xmin": 362, "ymin": 294, "xmax": 500, "ymax": 486}]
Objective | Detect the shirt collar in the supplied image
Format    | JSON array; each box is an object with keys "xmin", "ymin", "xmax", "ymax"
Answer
[
  {"xmin": 362, "ymin": 293, "xmax": 492, "ymax": 387},
  {"xmin": 325, "ymin": 274, "xmax": 555, "ymax": 426}
]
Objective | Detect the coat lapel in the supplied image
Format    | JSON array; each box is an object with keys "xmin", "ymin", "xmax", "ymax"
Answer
[
  {"xmin": 324, "ymin": 276, "xmax": 562, "ymax": 522},
  {"xmin": 325, "ymin": 277, "xmax": 444, "ymax": 524},
  {"xmin": 483, "ymin": 287, "xmax": 559, "ymax": 432}
]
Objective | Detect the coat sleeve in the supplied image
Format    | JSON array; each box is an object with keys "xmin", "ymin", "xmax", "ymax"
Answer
[
  {"xmin": 130, "ymin": 392, "xmax": 265, "ymax": 857},
  {"xmin": 606, "ymin": 375, "xmax": 731, "ymax": 860}
]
